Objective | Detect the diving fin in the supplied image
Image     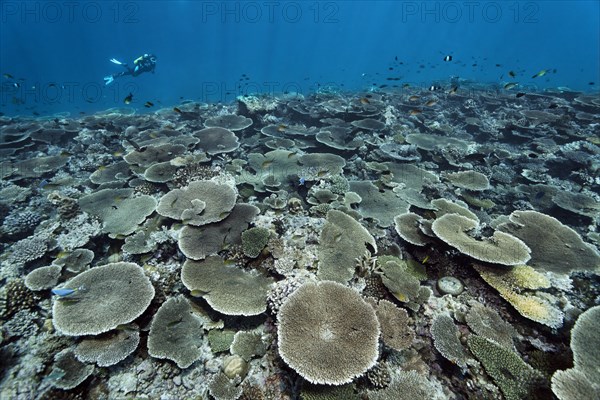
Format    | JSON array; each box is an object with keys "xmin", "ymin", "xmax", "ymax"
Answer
[{"xmin": 110, "ymin": 58, "xmax": 123, "ymax": 65}]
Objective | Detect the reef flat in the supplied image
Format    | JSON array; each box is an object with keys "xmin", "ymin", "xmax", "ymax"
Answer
[{"xmin": 0, "ymin": 87, "xmax": 599, "ymax": 400}]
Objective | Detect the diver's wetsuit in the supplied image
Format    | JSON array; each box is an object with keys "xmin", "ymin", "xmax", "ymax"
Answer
[{"xmin": 104, "ymin": 54, "xmax": 156, "ymax": 85}]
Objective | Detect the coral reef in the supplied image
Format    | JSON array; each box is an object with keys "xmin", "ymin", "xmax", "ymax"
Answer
[
  {"xmin": 49, "ymin": 349, "xmax": 95, "ymax": 390},
  {"xmin": 147, "ymin": 295, "xmax": 204, "ymax": 368},
  {"xmin": 317, "ymin": 210, "xmax": 377, "ymax": 283},
  {"xmin": 1, "ymin": 210, "xmax": 41, "ymax": 238},
  {"xmin": 24, "ymin": 265, "xmax": 62, "ymax": 291},
  {"xmin": 181, "ymin": 256, "xmax": 273, "ymax": 316},
  {"xmin": 6, "ymin": 236, "xmax": 48, "ymax": 268},
  {"xmin": 551, "ymin": 305, "xmax": 600, "ymax": 400},
  {"xmin": 375, "ymin": 299, "xmax": 414, "ymax": 351},
  {"xmin": 0, "ymin": 88, "xmax": 598, "ymax": 399},
  {"xmin": 52, "ymin": 262, "xmax": 155, "ymax": 335},
  {"xmin": 75, "ymin": 327, "xmax": 140, "ymax": 367},
  {"xmin": 277, "ymin": 281, "xmax": 380, "ymax": 385},
  {"xmin": 241, "ymin": 227, "xmax": 271, "ymax": 258},
  {"xmin": 430, "ymin": 313, "xmax": 469, "ymax": 369},
  {"xmin": 468, "ymin": 335, "xmax": 544, "ymax": 400},
  {"xmin": 432, "ymin": 213, "xmax": 531, "ymax": 266},
  {"xmin": 157, "ymin": 179, "xmax": 237, "ymax": 226}
]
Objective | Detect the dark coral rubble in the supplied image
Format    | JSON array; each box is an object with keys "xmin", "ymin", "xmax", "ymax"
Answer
[{"xmin": 0, "ymin": 87, "xmax": 599, "ymax": 399}]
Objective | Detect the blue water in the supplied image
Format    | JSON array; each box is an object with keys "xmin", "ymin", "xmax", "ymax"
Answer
[{"xmin": 1, "ymin": 0, "xmax": 599, "ymax": 116}]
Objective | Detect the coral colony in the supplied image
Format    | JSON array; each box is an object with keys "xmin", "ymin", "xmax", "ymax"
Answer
[{"xmin": 0, "ymin": 90, "xmax": 599, "ymax": 399}]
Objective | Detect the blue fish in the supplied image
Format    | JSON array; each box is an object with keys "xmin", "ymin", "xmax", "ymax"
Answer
[
  {"xmin": 299, "ymin": 177, "xmax": 305, "ymax": 186},
  {"xmin": 51, "ymin": 285, "xmax": 86, "ymax": 297},
  {"xmin": 39, "ymin": 179, "xmax": 49, "ymax": 189},
  {"xmin": 51, "ymin": 288, "xmax": 76, "ymax": 297}
]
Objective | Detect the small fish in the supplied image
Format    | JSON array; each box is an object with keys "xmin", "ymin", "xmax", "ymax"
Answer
[
  {"xmin": 402, "ymin": 83, "xmax": 410, "ymax": 88},
  {"xmin": 190, "ymin": 289, "xmax": 208, "ymax": 297},
  {"xmin": 443, "ymin": 55, "xmax": 452, "ymax": 62},
  {"xmin": 3, "ymin": 73, "xmax": 14, "ymax": 79},
  {"xmin": 262, "ymin": 160, "xmax": 273, "ymax": 169},
  {"xmin": 52, "ymin": 288, "xmax": 76, "ymax": 297},
  {"xmin": 534, "ymin": 190, "xmax": 546, "ymax": 200},
  {"xmin": 448, "ymin": 86, "xmax": 458, "ymax": 94},
  {"xmin": 167, "ymin": 317, "xmax": 183, "ymax": 327},
  {"xmin": 359, "ymin": 97, "xmax": 370, "ymax": 104},
  {"xmin": 47, "ymin": 368, "xmax": 66, "ymax": 381},
  {"xmin": 277, "ymin": 124, "xmax": 287, "ymax": 132},
  {"xmin": 516, "ymin": 92, "xmax": 526, "ymax": 98},
  {"xmin": 12, "ymin": 82, "xmax": 20, "ymax": 88},
  {"xmin": 56, "ymin": 251, "xmax": 69, "ymax": 259},
  {"xmin": 173, "ymin": 107, "xmax": 182, "ymax": 114},
  {"xmin": 429, "ymin": 85, "xmax": 442, "ymax": 91},
  {"xmin": 125, "ymin": 137, "xmax": 142, "ymax": 150},
  {"xmin": 409, "ymin": 109, "xmax": 422, "ymax": 115},
  {"xmin": 299, "ymin": 177, "xmax": 305, "ymax": 185},
  {"xmin": 144, "ymin": 101, "xmax": 154, "ymax": 108},
  {"xmin": 123, "ymin": 92, "xmax": 133, "ymax": 104},
  {"xmin": 115, "ymin": 324, "xmax": 137, "ymax": 331},
  {"xmin": 425, "ymin": 100, "xmax": 438, "ymax": 107},
  {"xmin": 317, "ymin": 170, "xmax": 328, "ymax": 178},
  {"xmin": 57, "ymin": 297, "xmax": 81, "ymax": 305},
  {"xmin": 509, "ymin": 70, "xmax": 516, "ymax": 78},
  {"xmin": 408, "ymin": 95, "xmax": 420, "ymax": 102},
  {"xmin": 51, "ymin": 285, "xmax": 86, "ymax": 297},
  {"xmin": 393, "ymin": 292, "xmax": 408, "ymax": 302},
  {"xmin": 531, "ymin": 69, "xmax": 548, "ymax": 78},
  {"xmin": 39, "ymin": 179, "xmax": 49, "ymax": 189},
  {"xmin": 422, "ymin": 255, "xmax": 430, "ymax": 264},
  {"xmin": 504, "ymin": 82, "xmax": 518, "ymax": 90},
  {"xmin": 589, "ymin": 82, "xmax": 595, "ymax": 85}
]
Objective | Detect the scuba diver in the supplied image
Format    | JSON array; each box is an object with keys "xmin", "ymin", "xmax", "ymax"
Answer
[{"xmin": 104, "ymin": 53, "xmax": 157, "ymax": 85}]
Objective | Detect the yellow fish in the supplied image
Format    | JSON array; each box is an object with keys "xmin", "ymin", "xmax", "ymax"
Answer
[{"xmin": 262, "ymin": 160, "xmax": 273, "ymax": 169}]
